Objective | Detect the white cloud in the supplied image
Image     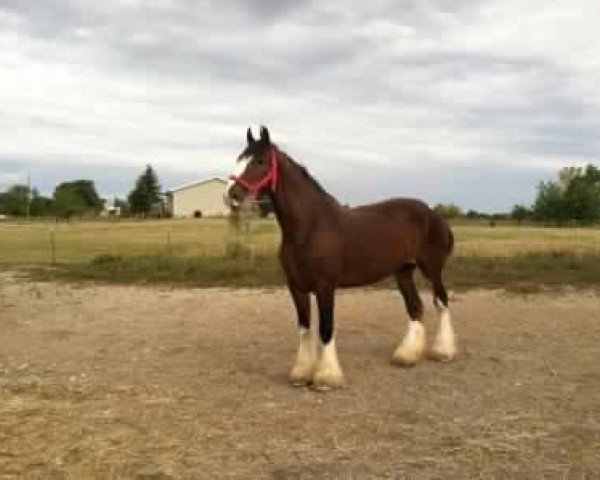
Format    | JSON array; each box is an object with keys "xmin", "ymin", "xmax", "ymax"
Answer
[
  {"xmin": 0, "ymin": 0, "xmax": 598, "ymax": 210},
  {"xmin": 0, "ymin": 172, "xmax": 26, "ymax": 188}
]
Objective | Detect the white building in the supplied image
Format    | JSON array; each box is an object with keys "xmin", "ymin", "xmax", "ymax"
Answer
[
  {"xmin": 101, "ymin": 199, "xmax": 121, "ymax": 217},
  {"xmin": 165, "ymin": 178, "xmax": 230, "ymax": 218}
]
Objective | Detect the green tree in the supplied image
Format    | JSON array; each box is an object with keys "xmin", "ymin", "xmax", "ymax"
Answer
[
  {"xmin": 54, "ymin": 188, "xmax": 87, "ymax": 218},
  {"xmin": 465, "ymin": 209, "xmax": 479, "ymax": 219},
  {"xmin": 533, "ymin": 164, "xmax": 600, "ymax": 225},
  {"xmin": 53, "ymin": 180, "xmax": 102, "ymax": 218},
  {"xmin": 30, "ymin": 189, "xmax": 54, "ymax": 216},
  {"xmin": 128, "ymin": 165, "xmax": 161, "ymax": 217},
  {"xmin": 562, "ymin": 165, "xmax": 600, "ymax": 224},
  {"xmin": 534, "ymin": 181, "xmax": 566, "ymax": 223},
  {"xmin": 511, "ymin": 204, "xmax": 530, "ymax": 225},
  {"xmin": 0, "ymin": 185, "xmax": 30, "ymax": 216},
  {"xmin": 434, "ymin": 203, "xmax": 463, "ymax": 219}
]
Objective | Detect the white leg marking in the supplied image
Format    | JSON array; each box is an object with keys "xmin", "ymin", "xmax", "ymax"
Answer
[
  {"xmin": 289, "ymin": 327, "xmax": 317, "ymax": 385},
  {"xmin": 312, "ymin": 338, "xmax": 344, "ymax": 390},
  {"xmin": 392, "ymin": 320, "xmax": 426, "ymax": 366},
  {"xmin": 431, "ymin": 299, "xmax": 456, "ymax": 361}
]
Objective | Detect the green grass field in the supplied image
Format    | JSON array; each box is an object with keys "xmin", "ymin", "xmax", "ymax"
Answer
[
  {"xmin": 0, "ymin": 218, "xmax": 279, "ymax": 264},
  {"xmin": 1, "ymin": 218, "xmax": 600, "ymax": 290}
]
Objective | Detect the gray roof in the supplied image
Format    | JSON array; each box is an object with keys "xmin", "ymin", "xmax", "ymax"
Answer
[{"xmin": 167, "ymin": 177, "xmax": 226, "ymax": 193}]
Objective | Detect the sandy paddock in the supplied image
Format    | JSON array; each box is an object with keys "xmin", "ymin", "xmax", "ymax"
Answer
[{"xmin": 1, "ymin": 273, "xmax": 599, "ymax": 478}]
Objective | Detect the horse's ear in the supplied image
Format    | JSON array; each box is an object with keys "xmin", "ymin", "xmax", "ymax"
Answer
[
  {"xmin": 260, "ymin": 125, "xmax": 271, "ymax": 145},
  {"xmin": 246, "ymin": 127, "xmax": 255, "ymax": 144}
]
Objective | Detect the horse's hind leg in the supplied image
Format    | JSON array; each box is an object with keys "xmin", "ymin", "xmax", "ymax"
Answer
[
  {"xmin": 288, "ymin": 285, "xmax": 317, "ymax": 386},
  {"xmin": 418, "ymin": 259, "xmax": 457, "ymax": 361},
  {"xmin": 391, "ymin": 264, "xmax": 426, "ymax": 367},
  {"xmin": 430, "ymin": 279, "xmax": 456, "ymax": 361}
]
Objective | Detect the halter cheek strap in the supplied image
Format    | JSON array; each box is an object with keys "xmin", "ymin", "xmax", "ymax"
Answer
[{"xmin": 229, "ymin": 148, "xmax": 279, "ymax": 195}]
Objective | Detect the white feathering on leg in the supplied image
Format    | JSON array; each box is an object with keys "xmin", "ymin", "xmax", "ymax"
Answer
[
  {"xmin": 431, "ymin": 299, "xmax": 456, "ymax": 361},
  {"xmin": 392, "ymin": 320, "xmax": 426, "ymax": 366},
  {"xmin": 289, "ymin": 327, "xmax": 317, "ymax": 385},
  {"xmin": 312, "ymin": 338, "xmax": 344, "ymax": 390}
]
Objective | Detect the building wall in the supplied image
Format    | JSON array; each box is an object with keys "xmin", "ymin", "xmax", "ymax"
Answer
[{"xmin": 171, "ymin": 180, "xmax": 229, "ymax": 217}]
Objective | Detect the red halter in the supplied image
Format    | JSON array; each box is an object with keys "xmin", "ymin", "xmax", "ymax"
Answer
[{"xmin": 229, "ymin": 148, "xmax": 279, "ymax": 196}]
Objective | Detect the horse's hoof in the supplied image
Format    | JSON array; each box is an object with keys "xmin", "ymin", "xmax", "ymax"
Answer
[
  {"xmin": 390, "ymin": 348, "xmax": 423, "ymax": 367},
  {"xmin": 311, "ymin": 379, "xmax": 344, "ymax": 392},
  {"xmin": 311, "ymin": 382, "xmax": 333, "ymax": 392},
  {"xmin": 390, "ymin": 356, "xmax": 418, "ymax": 368},
  {"xmin": 288, "ymin": 367, "xmax": 314, "ymax": 387},
  {"xmin": 289, "ymin": 378, "xmax": 311, "ymax": 387},
  {"xmin": 428, "ymin": 348, "xmax": 456, "ymax": 362},
  {"xmin": 311, "ymin": 371, "xmax": 344, "ymax": 392},
  {"xmin": 289, "ymin": 376, "xmax": 312, "ymax": 387}
]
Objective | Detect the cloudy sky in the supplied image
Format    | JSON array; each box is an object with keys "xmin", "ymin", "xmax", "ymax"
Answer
[{"xmin": 1, "ymin": 0, "xmax": 599, "ymax": 211}]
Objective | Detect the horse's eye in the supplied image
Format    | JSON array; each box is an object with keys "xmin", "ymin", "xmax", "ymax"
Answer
[{"xmin": 257, "ymin": 156, "xmax": 267, "ymax": 165}]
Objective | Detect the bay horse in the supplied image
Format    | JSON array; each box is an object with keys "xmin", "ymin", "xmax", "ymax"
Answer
[{"xmin": 226, "ymin": 126, "xmax": 456, "ymax": 390}]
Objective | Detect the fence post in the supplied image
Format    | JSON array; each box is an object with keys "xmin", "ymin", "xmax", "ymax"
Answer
[{"xmin": 49, "ymin": 228, "xmax": 56, "ymax": 265}]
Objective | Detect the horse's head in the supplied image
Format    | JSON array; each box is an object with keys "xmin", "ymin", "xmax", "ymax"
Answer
[{"xmin": 226, "ymin": 126, "xmax": 278, "ymax": 206}]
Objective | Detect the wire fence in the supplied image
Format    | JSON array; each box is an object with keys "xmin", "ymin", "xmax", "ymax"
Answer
[
  {"xmin": 0, "ymin": 216, "xmax": 280, "ymax": 265},
  {"xmin": 3, "ymin": 217, "xmax": 600, "ymax": 266}
]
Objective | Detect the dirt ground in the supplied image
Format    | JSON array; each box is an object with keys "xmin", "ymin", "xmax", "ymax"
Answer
[{"xmin": 1, "ymin": 273, "xmax": 599, "ymax": 479}]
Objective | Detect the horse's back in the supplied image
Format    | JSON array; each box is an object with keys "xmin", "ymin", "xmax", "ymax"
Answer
[
  {"xmin": 348, "ymin": 197, "xmax": 432, "ymax": 230},
  {"xmin": 348, "ymin": 197, "xmax": 453, "ymax": 258},
  {"xmin": 349, "ymin": 197, "xmax": 429, "ymax": 215}
]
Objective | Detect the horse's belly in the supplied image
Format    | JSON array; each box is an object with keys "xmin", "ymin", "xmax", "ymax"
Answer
[
  {"xmin": 337, "ymin": 271, "xmax": 390, "ymax": 288},
  {"xmin": 337, "ymin": 253, "xmax": 403, "ymax": 288}
]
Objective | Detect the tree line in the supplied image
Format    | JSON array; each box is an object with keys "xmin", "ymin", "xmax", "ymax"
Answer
[
  {"xmin": 434, "ymin": 164, "xmax": 600, "ymax": 225},
  {"xmin": 2, "ymin": 163, "xmax": 599, "ymax": 224},
  {"xmin": 0, "ymin": 165, "xmax": 162, "ymax": 219},
  {"xmin": 528, "ymin": 164, "xmax": 600, "ymax": 225},
  {"xmin": 503, "ymin": 164, "xmax": 600, "ymax": 225}
]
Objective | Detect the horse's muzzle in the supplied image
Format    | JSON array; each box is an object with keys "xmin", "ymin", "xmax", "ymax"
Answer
[{"xmin": 225, "ymin": 183, "xmax": 246, "ymax": 207}]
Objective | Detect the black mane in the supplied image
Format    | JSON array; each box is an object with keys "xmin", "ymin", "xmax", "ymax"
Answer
[{"xmin": 285, "ymin": 154, "xmax": 336, "ymax": 201}]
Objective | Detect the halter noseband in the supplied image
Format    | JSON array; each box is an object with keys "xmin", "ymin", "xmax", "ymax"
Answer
[{"xmin": 229, "ymin": 148, "xmax": 279, "ymax": 196}]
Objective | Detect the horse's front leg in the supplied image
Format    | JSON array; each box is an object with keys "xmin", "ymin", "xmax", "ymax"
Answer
[
  {"xmin": 288, "ymin": 285, "xmax": 317, "ymax": 386},
  {"xmin": 312, "ymin": 285, "xmax": 344, "ymax": 391}
]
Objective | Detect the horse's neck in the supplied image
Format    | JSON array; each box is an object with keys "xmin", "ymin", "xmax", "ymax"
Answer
[{"xmin": 270, "ymin": 156, "xmax": 338, "ymax": 241}]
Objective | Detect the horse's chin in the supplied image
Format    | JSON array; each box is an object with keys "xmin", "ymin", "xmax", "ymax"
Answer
[
  {"xmin": 223, "ymin": 192, "xmax": 245, "ymax": 208},
  {"xmin": 233, "ymin": 193, "xmax": 250, "ymax": 207}
]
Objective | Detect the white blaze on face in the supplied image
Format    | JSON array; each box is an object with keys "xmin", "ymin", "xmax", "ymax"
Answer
[{"xmin": 225, "ymin": 156, "xmax": 252, "ymax": 205}]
